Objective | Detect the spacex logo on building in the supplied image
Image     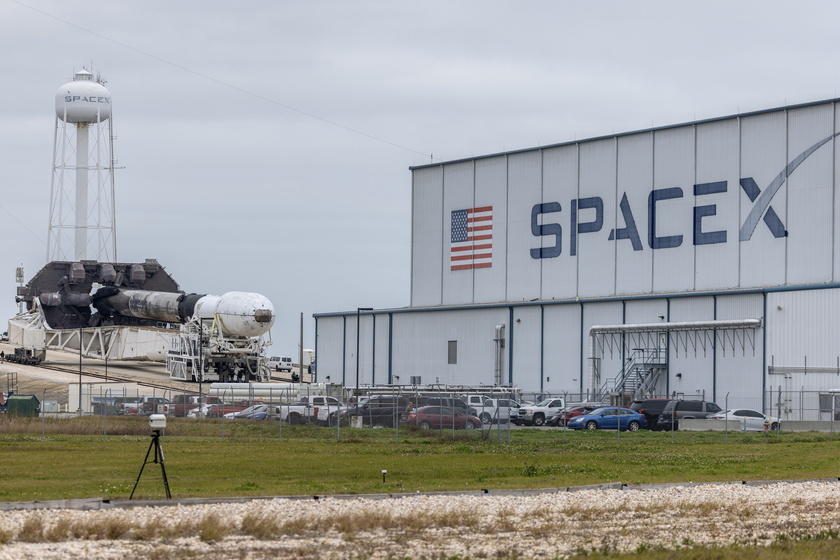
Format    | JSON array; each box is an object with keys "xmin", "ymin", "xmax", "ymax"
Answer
[
  {"xmin": 528, "ymin": 133, "xmax": 840, "ymax": 259},
  {"xmin": 739, "ymin": 133, "xmax": 838, "ymax": 241}
]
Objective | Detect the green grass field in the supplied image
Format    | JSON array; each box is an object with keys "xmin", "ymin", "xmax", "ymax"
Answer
[
  {"xmin": 2, "ymin": 416, "xmax": 840, "ymax": 559},
  {"xmin": 0, "ymin": 416, "xmax": 838, "ymax": 501}
]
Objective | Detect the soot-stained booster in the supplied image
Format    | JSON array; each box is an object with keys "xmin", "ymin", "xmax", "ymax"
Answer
[
  {"xmin": 14, "ymin": 260, "xmax": 276, "ymax": 383},
  {"xmin": 94, "ymin": 287, "xmax": 277, "ymax": 382},
  {"xmin": 92, "ymin": 289, "xmax": 275, "ymax": 338}
]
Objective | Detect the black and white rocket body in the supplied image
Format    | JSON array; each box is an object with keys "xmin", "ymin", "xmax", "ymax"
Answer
[{"xmin": 12, "ymin": 260, "xmax": 277, "ymax": 382}]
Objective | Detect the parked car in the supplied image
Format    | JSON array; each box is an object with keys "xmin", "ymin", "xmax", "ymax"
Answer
[
  {"xmin": 566, "ymin": 407, "xmax": 647, "ymax": 431},
  {"xmin": 658, "ymin": 399, "xmax": 723, "ymax": 431},
  {"xmin": 708, "ymin": 409, "xmax": 780, "ymax": 431},
  {"xmin": 340, "ymin": 395, "xmax": 410, "ymax": 427},
  {"xmin": 171, "ymin": 394, "xmax": 223, "ymax": 417},
  {"xmin": 545, "ymin": 405, "xmax": 599, "ymax": 427},
  {"xmin": 461, "ymin": 395, "xmax": 520, "ymax": 424},
  {"xmin": 123, "ymin": 404, "xmax": 143, "ymax": 415},
  {"xmin": 406, "ymin": 406, "xmax": 481, "ymax": 430},
  {"xmin": 414, "ymin": 396, "xmax": 477, "ymax": 417},
  {"xmin": 187, "ymin": 401, "xmax": 249, "ymax": 418},
  {"xmin": 115, "ymin": 396, "xmax": 173, "ymax": 416},
  {"xmin": 112, "ymin": 396, "xmax": 138, "ymax": 415},
  {"xmin": 629, "ymin": 398, "xmax": 674, "ymax": 431},
  {"xmin": 91, "ymin": 396, "xmax": 121, "ymax": 416},
  {"xmin": 227, "ymin": 404, "xmax": 288, "ymax": 421},
  {"xmin": 225, "ymin": 403, "xmax": 269, "ymax": 419},
  {"xmin": 254, "ymin": 405, "xmax": 287, "ymax": 421},
  {"xmin": 140, "ymin": 397, "xmax": 172, "ymax": 416},
  {"xmin": 488, "ymin": 398, "xmax": 522, "ymax": 424}
]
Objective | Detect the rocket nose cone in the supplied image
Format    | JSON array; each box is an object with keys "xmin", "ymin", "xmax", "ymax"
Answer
[{"xmin": 215, "ymin": 292, "xmax": 276, "ymax": 337}]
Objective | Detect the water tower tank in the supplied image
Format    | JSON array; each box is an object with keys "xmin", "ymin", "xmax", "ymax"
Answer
[{"xmin": 55, "ymin": 69, "xmax": 111, "ymax": 124}]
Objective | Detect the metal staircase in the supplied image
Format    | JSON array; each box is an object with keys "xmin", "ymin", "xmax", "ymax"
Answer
[{"xmin": 594, "ymin": 348, "xmax": 666, "ymax": 402}]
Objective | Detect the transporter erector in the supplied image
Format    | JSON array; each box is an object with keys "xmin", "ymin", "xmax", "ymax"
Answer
[{"xmin": 10, "ymin": 260, "xmax": 275, "ymax": 382}]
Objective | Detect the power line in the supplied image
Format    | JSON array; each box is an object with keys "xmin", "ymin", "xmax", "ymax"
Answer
[{"xmin": 0, "ymin": 203, "xmax": 46, "ymax": 248}]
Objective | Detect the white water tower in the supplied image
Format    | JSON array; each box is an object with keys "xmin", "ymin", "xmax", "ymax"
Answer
[{"xmin": 48, "ymin": 68, "xmax": 116, "ymax": 262}]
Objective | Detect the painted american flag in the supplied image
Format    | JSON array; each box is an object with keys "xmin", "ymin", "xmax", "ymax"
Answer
[{"xmin": 450, "ymin": 206, "xmax": 493, "ymax": 270}]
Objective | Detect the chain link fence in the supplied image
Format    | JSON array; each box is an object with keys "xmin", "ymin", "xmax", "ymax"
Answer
[
  {"xmin": 0, "ymin": 382, "xmax": 517, "ymax": 442},
  {"xmin": 7, "ymin": 380, "xmax": 840, "ymax": 441}
]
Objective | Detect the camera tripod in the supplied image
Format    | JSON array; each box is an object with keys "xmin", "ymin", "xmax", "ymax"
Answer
[{"xmin": 130, "ymin": 429, "xmax": 171, "ymax": 499}]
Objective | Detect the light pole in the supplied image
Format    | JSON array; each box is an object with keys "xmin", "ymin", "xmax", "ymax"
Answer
[
  {"xmin": 199, "ymin": 318, "xmax": 204, "ymax": 419},
  {"xmin": 78, "ymin": 324, "xmax": 83, "ymax": 414},
  {"xmin": 355, "ymin": 307, "xmax": 373, "ymax": 397}
]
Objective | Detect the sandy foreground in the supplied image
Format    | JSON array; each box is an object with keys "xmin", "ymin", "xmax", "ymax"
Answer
[{"xmin": 0, "ymin": 480, "xmax": 838, "ymax": 559}]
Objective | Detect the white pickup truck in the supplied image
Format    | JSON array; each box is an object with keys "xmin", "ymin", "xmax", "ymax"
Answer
[
  {"xmin": 281, "ymin": 395, "xmax": 344, "ymax": 425},
  {"xmin": 517, "ymin": 397, "xmax": 566, "ymax": 426},
  {"xmin": 461, "ymin": 394, "xmax": 522, "ymax": 425}
]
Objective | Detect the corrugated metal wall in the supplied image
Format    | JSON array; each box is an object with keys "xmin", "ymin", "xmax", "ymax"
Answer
[
  {"xmin": 315, "ymin": 316, "xmax": 346, "ymax": 385},
  {"xmin": 740, "ymin": 111, "xmax": 787, "ymax": 288},
  {"xmin": 542, "ymin": 145, "xmax": 579, "ymax": 299},
  {"xmin": 389, "ymin": 308, "xmax": 511, "ymax": 387},
  {"xmin": 615, "ymin": 134, "xmax": 652, "ymax": 295},
  {"xmin": 787, "ymin": 105, "xmax": 834, "ymax": 285},
  {"xmin": 410, "ymin": 167, "xmax": 443, "ymax": 305},
  {"xmin": 542, "ymin": 304, "xmax": 583, "ymax": 394},
  {"xmin": 315, "ymin": 288, "xmax": 840, "ymax": 413},
  {"xmin": 314, "ymin": 99, "xmax": 840, "ymax": 413},
  {"xmin": 766, "ymin": 289, "xmax": 840, "ymax": 376},
  {"xmin": 695, "ymin": 119, "xmax": 739, "ymax": 291},
  {"xmin": 442, "ymin": 162, "xmax": 477, "ymax": 305},
  {"xmin": 474, "ymin": 157, "xmax": 508, "ymax": 303},
  {"xmin": 369, "ymin": 313, "xmax": 387, "ymax": 386},
  {"xmin": 411, "ymin": 100, "xmax": 840, "ymax": 305},
  {"xmin": 507, "ymin": 152, "xmax": 543, "ymax": 301},
  {"xmin": 714, "ymin": 293, "xmax": 764, "ymax": 408},
  {"xmin": 668, "ymin": 297, "xmax": 715, "ymax": 401}
]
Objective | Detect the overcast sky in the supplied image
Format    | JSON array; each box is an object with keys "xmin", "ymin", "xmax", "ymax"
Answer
[{"xmin": 1, "ymin": 0, "xmax": 839, "ymax": 357}]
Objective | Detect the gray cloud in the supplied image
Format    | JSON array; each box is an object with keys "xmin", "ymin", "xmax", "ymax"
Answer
[{"xmin": 1, "ymin": 0, "xmax": 838, "ymax": 354}]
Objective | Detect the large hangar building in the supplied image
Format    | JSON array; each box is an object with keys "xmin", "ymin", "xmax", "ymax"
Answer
[{"xmin": 315, "ymin": 99, "xmax": 840, "ymax": 418}]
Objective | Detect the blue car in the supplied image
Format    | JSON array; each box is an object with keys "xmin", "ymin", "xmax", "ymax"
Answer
[{"xmin": 566, "ymin": 407, "xmax": 648, "ymax": 431}]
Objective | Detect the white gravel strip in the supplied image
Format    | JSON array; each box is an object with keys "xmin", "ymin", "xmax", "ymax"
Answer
[{"xmin": 0, "ymin": 480, "xmax": 838, "ymax": 559}]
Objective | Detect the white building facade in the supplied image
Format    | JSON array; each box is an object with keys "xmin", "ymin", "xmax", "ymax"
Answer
[{"xmin": 315, "ymin": 99, "xmax": 840, "ymax": 419}]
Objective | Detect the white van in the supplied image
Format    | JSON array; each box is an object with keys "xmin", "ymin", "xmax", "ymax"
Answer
[{"xmin": 268, "ymin": 356, "xmax": 293, "ymax": 372}]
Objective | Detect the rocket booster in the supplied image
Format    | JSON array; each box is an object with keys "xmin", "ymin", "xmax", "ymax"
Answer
[{"xmin": 91, "ymin": 288, "xmax": 275, "ymax": 337}]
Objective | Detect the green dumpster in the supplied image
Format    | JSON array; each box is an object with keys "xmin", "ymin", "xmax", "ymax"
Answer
[{"xmin": 6, "ymin": 394, "xmax": 40, "ymax": 417}]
